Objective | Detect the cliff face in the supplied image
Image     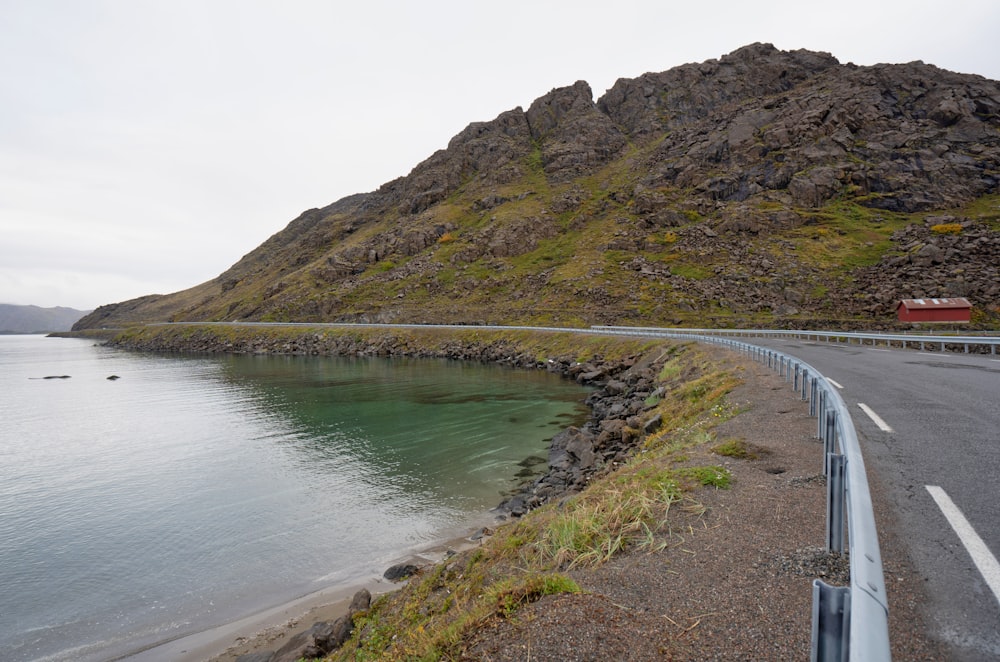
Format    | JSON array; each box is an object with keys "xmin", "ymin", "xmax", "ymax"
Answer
[{"xmin": 74, "ymin": 43, "xmax": 1000, "ymax": 331}]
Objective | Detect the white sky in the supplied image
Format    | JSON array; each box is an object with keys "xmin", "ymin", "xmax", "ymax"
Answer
[{"xmin": 2, "ymin": 0, "xmax": 998, "ymax": 310}]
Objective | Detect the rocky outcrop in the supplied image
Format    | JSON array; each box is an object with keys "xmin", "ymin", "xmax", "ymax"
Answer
[
  {"xmin": 526, "ymin": 80, "xmax": 629, "ymax": 180},
  {"xmin": 599, "ymin": 43, "xmax": 841, "ymax": 139},
  {"xmin": 372, "ymin": 107, "xmax": 535, "ymax": 216},
  {"xmin": 637, "ymin": 50, "xmax": 1000, "ymax": 213}
]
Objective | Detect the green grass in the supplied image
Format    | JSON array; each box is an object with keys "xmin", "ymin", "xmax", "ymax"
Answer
[
  {"xmin": 669, "ymin": 263, "xmax": 715, "ymax": 280},
  {"xmin": 537, "ymin": 465, "xmax": 683, "ymax": 568},
  {"xmin": 676, "ymin": 465, "xmax": 732, "ymax": 489},
  {"xmin": 784, "ymin": 200, "xmax": 910, "ymax": 271},
  {"xmin": 712, "ymin": 437, "xmax": 761, "ymax": 460},
  {"xmin": 956, "ymin": 192, "xmax": 1000, "ymax": 230}
]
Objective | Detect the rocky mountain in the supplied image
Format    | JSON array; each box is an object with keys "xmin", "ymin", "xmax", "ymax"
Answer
[
  {"xmin": 74, "ymin": 43, "xmax": 1000, "ymax": 332},
  {"xmin": 1, "ymin": 304, "xmax": 91, "ymax": 334}
]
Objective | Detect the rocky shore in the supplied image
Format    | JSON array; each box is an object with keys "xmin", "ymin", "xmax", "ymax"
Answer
[{"xmin": 107, "ymin": 325, "xmax": 675, "ymax": 661}]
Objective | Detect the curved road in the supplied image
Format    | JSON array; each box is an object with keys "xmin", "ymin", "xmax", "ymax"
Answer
[{"xmin": 746, "ymin": 336, "xmax": 1000, "ymax": 661}]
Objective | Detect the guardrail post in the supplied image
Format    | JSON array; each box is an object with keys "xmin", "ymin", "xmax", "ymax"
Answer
[
  {"xmin": 809, "ymin": 377, "xmax": 818, "ymax": 417},
  {"xmin": 826, "ymin": 453, "xmax": 846, "ymax": 553},
  {"xmin": 811, "ymin": 580, "xmax": 850, "ymax": 662},
  {"xmin": 801, "ymin": 369, "xmax": 809, "ymax": 401},
  {"xmin": 816, "ymin": 389, "xmax": 825, "ymax": 439},
  {"xmin": 824, "ymin": 411, "xmax": 837, "ymax": 454}
]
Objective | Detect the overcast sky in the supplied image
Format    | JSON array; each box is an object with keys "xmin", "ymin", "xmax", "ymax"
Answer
[{"xmin": 2, "ymin": 0, "xmax": 998, "ymax": 311}]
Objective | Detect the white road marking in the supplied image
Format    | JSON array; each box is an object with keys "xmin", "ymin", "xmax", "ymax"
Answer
[
  {"xmin": 857, "ymin": 403, "xmax": 894, "ymax": 433},
  {"xmin": 826, "ymin": 378, "xmax": 844, "ymax": 390},
  {"xmin": 926, "ymin": 485, "xmax": 1000, "ymax": 607},
  {"xmin": 869, "ymin": 348, "xmax": 891, "ymax": 352}
]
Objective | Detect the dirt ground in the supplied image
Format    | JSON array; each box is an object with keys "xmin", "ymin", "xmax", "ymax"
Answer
[{"xmin": 459, "ymin": 354, "xmax": 947, "ymax": 660}]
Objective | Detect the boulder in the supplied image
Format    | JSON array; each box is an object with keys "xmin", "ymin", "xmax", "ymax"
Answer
[
  {"xmin": 383, "ymin": 563, "xmax": 420, "ymax": 581},
  {"xmin": 643, "ymin": 414, "xmax": 664, "ymax": 434},
  {"xmin": 348, "ymin": 588, "xmax": 371, "ymax": 614}
]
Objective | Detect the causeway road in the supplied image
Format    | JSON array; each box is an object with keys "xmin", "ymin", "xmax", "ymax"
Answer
[{"xmin": 746, "ymin": 336, "xmax": 1000, "ymax": 661}]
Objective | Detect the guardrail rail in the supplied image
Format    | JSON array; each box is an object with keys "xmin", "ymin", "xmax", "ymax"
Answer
[{"xmin": 598, "ymin": 326, "xmax": 1000, "ymax": 355}]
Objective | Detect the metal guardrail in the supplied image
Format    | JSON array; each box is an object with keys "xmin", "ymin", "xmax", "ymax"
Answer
[
  {"xmin": 592, "ymin": 326, "xmax": 1000, "ymax": 355},
  {"xmin": 592, "ymin": 326, "xmax": 891, "ymax": 661}
]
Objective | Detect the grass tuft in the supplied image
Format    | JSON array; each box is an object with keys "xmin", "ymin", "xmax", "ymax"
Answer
[{"xmin": 712, "ymin": 437, "xmax": 761, "ymax": 460}]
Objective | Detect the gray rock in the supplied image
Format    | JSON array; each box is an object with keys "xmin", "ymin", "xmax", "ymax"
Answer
[
  {"xmin": 643, "ymin": 414, "xmax": 663, "ymax": 434},
  {"xmin": 383, "ymin": 563, "xmax": 419, "ymax": 581},
  {"xmin": 348, "ymin": 588, "xmax": 371, "ymax": 615},
  {"xmin": 327, "ymin": 614, "xmax": 354, "ymax": 650},
  {"xmin": 604, "ymin": 380, "xmax": 628, "ymax": 395}
]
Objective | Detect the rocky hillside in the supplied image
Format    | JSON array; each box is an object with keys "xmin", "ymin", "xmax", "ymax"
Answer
[{"xmin": 74, "ymin": 43, "xmax": 1000, "ymax": 331}]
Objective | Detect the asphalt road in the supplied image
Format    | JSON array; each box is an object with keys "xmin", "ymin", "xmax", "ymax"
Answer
[{"xmin": 747, "ymin": 337, "xmax": 1000, "ymax": 661}]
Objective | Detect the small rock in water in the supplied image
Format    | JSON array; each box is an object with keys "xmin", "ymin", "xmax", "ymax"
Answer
[{"xmin": 107, "ymin": 375, "xmax": 120, "ymax": 380}]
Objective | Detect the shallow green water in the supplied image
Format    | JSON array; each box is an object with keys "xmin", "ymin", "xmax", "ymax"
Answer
[{"xmin": 0, "ymin": 336, "xmax": 589, "ymax": 661}]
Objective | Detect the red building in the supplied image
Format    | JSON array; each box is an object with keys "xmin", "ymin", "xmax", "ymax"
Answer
[{"xmin": 896, "ymin": 298, "xmax": 972, "ymax": 323}]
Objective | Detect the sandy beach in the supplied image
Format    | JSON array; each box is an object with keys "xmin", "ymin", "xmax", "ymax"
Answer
[{"xmin": 123, "ymin": 519, "xmax": 496, "ymax": 662}]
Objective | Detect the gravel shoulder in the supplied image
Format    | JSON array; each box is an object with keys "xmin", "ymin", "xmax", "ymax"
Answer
[{"xmin": 460, "ymin": 352, "xmax": 947, "ymax": 660}]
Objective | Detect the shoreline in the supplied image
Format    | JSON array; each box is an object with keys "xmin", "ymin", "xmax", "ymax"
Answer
[
  {"xmin": 125, "ymin": 515, "xmax": 497, "ymax": 662},
  {"xmin": 103, "ymin": 326, "xmax": 667, "ymax": 660}
]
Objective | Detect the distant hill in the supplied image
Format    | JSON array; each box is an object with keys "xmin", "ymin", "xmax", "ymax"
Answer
[
  {"xmin": 0, "ymin": 304, "xmax": 92, "ymax": 334},
  {"xmin": 73, "ymin": 43, "xmax": 1000, "ymax": 331}
]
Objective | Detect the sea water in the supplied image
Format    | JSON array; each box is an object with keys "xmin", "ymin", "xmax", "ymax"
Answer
[{"xmin": 0, "ymin": 335, "xmax": 588, "ymax": 661}]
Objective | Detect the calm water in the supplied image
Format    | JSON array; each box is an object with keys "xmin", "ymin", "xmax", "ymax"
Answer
[{"xmin": 0, "ymin": 335, "xmax": 588, "ymax": 661}]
